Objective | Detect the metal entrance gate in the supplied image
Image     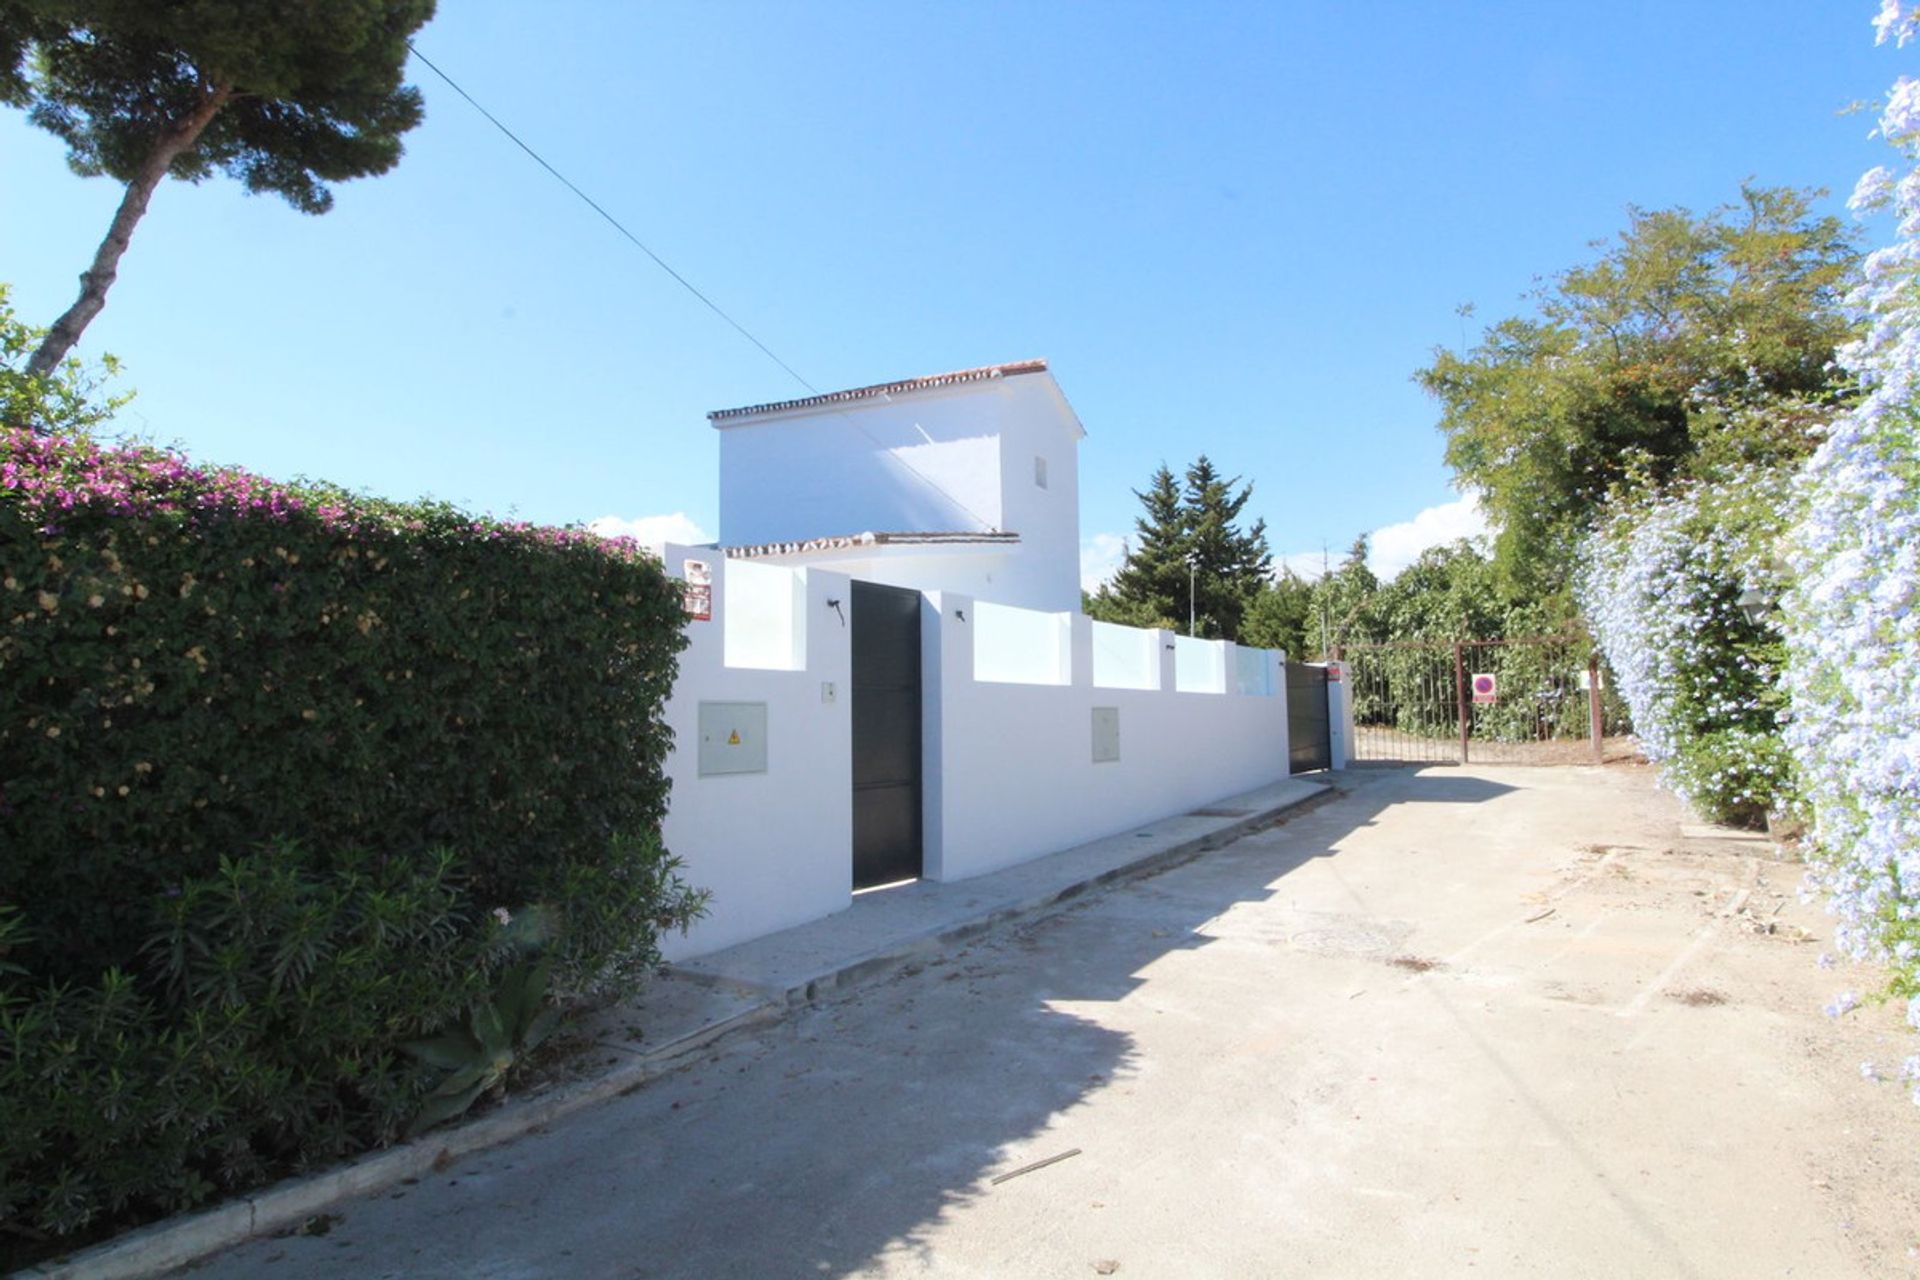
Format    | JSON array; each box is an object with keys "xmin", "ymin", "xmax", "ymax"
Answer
[
  {"xmin": 1334, "ymin": 635, "xmax": 1631, "ymax": 765},
  {"xmin": 1286, "ymin": 661, "xmax": 1331, "ymax": 773},
  {"xmin": 850, "ymin": 581, "xmax": 923, "ymax": 889}
]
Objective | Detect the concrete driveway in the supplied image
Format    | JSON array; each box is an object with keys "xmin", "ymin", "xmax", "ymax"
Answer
[{"xmin": 191, "ymin": 764, "xmax": 1920, "ymax": 1279}]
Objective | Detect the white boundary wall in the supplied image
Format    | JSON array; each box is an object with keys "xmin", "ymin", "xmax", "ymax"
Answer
[
  {"xmin": 655, "ymin": 548, "xmax": 1292, "ymax": 961},
  {"xmin": 923, "ymin": 592, "xmax": 1288, "ymax": 881},
  {"xmin": 657, "ymin": 546, "xmax": 854, "ymax": 960}
]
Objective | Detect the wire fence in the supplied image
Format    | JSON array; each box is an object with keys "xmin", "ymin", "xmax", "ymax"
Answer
[{"xmin": 1335, "ymin": 635, "xmax": 1634, "ymax": 765}]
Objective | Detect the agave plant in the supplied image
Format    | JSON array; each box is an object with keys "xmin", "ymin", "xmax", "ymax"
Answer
[{"xmin": 402, "ymin": 960, "xmax": 562, "ymax": 1137}]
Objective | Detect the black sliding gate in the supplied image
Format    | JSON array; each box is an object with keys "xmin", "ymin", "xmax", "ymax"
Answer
[
  {"xmin": 1286, "ymin": 660, "xmax": 1331, "ymax": 774},
  {"xmin": 850, "ymin": 581, "xmax": 923, "ymax": 889}
]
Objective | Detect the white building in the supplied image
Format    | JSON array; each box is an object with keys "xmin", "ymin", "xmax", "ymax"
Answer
[
  {"xmin": 711, "ymin": 359, "xmax": 1084, "ymax": 613},
  {"xmin": 652, "ymin": 360, "xmax": 1324, "ymax": 961}
]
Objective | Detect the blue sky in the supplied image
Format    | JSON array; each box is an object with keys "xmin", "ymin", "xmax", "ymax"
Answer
[{"xmin": 0, "ymin": 2, "xmax": 1902, "ymax": 586}]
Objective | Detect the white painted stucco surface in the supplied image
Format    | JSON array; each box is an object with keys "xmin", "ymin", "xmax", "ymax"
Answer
[
  {"xmin": 656, "ymin": 554, "xmax": 1296, "ymax": 960},
  {"xmin": 742, "ymin": 547, "xmax": 1019, "ymax": 620},
  {"xmin": 657, "ymin": 545, "xmax": 854, "ymax": 961},
  {"xmin": 921, "ymin": 593, "xmax": 1290, "ymax": 883},
  {"xmin": 714, "ymin": 369, "xmax": 1083, "ymax": 613}
]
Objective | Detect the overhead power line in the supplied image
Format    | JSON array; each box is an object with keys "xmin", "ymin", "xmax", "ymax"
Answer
[
  {"xmin": 405, "ymin": 40, "xmax": 817, "ymax": 394},
  {"xmin": 405, "ymin": 40, "xmax": 1002, "ymax": 536}
]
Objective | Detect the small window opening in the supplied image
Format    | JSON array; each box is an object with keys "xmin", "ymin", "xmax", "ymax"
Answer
[{"xmin": 1034, "ymin": 455, "xmax": 1048, "ymax": 489}]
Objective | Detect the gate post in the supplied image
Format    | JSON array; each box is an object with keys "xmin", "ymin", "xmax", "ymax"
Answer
[
  {"xmin": 1454, "ymin": 641, "xmax": 1470, "ymax": 764},
  {"xmin": 1588, "ymin": 650, "xmax": 1604, "ymax": 763}
]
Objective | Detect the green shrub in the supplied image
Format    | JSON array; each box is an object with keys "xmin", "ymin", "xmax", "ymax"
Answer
[
  {"xmin": 0, "ymin": 842, "xmax": 495, "ymax": 1238},
  {"xmin": 1579, "ymin": 470, "xmax": 1799, "ymax": 824},
  {"xmin": 538, "ymin": 830, "xmax": 713, "ymax": 1001},
  {"xmin": 1669, "ymin": 728, "xmax": 1795, "ymax": 830}
]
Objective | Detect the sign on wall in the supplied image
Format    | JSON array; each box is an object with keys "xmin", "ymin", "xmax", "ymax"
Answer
[
  {"xmin": 683, "ymin": 558, "xmax": 712, "ymax": 621},
  {"xmin": 697, "ymin": 701, "xmax": 767, "ymax": 776},
  {"xmin": 1471, "ymin": 672, "xmax": 1498, "ymax": 705}
]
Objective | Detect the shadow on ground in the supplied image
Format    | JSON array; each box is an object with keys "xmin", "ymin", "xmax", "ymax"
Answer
[{"xmin": 202, "ymin": 769, "xmax": 1518, "ymax": 1280}]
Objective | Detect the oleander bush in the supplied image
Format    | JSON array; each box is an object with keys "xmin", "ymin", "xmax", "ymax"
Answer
[{"xmin": 0, "ymin": 844, "xmax": 498, "ymax": 1237}]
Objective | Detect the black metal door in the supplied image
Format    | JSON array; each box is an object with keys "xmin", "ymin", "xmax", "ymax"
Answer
[
  {"xmin": 1286, "ymin": 661, "xmax": 1331, "ymax": 773},
  {"xmin": 851, "ymin": 581, "xmax": 923, "ymax": 889}
]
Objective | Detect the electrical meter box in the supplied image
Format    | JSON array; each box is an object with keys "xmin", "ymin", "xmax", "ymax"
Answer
[
  {"xmin": 1091, "ymin": 706, "xmax": 1121, "ymax": 763},
  {"xmin": 698, "ymin": 701, "xmax": 768, "ymax": 776}
]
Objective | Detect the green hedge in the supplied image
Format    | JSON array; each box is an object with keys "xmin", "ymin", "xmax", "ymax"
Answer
[
  {"xmin": 0, "ymin": 424, "xmax": 702, "ymax": 1248},
  {"xmin": 2, "ymin": 427, "xmax": 688, "ymax": 984}
]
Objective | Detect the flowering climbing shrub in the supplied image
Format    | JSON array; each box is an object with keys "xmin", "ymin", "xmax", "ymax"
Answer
[
  {"xmin": 1779, "ymin": 0, "xmax": 1920, "ymax": 1083},
  {"xmin": 1576, "ymin": 468, "xmax": 1795, "ymax": 826}
]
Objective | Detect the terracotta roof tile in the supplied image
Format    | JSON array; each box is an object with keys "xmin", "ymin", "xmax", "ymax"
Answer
[
  {"xmin": 709, "ymin": 360, "xmax": 1048, "ymax": 423},
  {"xmin": 724, "ymin": 530, "xmax": 1020, "ymax": 560}
]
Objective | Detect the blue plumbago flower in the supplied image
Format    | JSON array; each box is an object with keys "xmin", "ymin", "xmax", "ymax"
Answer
[
  {"xmin": 1575, "ymin": 5, "xmax": 1919, "ymax": 1066},
  {"xmin": 1874, "ymin": 0, "xmax": 1920, "ymax": 46},
  {"xmin": 1774, "ymin": 14, "xmax": 1920, "ymax": 1053},
  {"xmin": 1577, "ymin": 466, "xmax": 1793, "ymax": 820}
]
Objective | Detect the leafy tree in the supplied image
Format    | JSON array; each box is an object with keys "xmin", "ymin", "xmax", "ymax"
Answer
[
  {"xmin": 1418, "ymin": 185, "xmax": 1858, "ymax": 598},
  {"xmin": 1312, "ymin": 534, "xmax": 1380, "ymax": 651},
  {"xmin": 1, "ymin": 0, "xmax": 437, "ymax": 378},
  {"xmin": 1089, "ymin": 455, "xmax": 1272, "ymax": 640},
  {"xmin": 1365, "ymin": 540, "xmax": 1509, "ymax": 641},
  {"xmin": 1240, "ymin": 566, "xmax": 1315, "ymax": 658},
  {"xmin": 1081, "ymin": 586, "xmax": 1178, "ymax": 631}
]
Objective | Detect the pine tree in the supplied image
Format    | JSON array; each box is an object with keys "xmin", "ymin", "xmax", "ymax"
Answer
[
  {"xmin": 1182, "ymin": 455, "xmax": 1271, "ymax": 639},
  {"xmin": 1090, "ymin": 456, "xmax": 1272, "ymax": 641},
  {"xmin": 2, "ymin": 1, "xmax": 437, "ymax": 378},
  {"xmin": 1099, "ymin": 463, "xmax": 1187, "ymax": 625}
]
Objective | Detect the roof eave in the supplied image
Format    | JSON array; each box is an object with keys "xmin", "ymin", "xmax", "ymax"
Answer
[{"xmin": 709, "ymin": 359, "xmax": 1050, "ymax": 426}]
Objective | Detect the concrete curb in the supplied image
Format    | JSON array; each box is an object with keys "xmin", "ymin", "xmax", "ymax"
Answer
[
  {"xmin": 13, "ymin": 780, "xmax": 1335, "ymax": 1280},
  {"xmin": 11, "ymin": 999, "xmax": 785, "ymax": 1280}
]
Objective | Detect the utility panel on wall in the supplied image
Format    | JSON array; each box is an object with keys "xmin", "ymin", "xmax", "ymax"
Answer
[
  {"xmin": 1091, "ymin": 706, "xmax": 1120, "ymax": 763},
  {"xmin": 698, "ymin": 701, "xmax": 769, "ymax": 776}
]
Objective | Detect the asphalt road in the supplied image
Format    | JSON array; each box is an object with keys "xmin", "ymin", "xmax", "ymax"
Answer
[{"xmin": 188, "ymin": 764, "xmax": 1920, "ymax": 1279}]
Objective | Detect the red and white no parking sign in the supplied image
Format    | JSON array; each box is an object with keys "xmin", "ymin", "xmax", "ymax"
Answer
[{"xmin": 1471, "ymin": 672, "xmax": 1498, "ymax": 704}]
